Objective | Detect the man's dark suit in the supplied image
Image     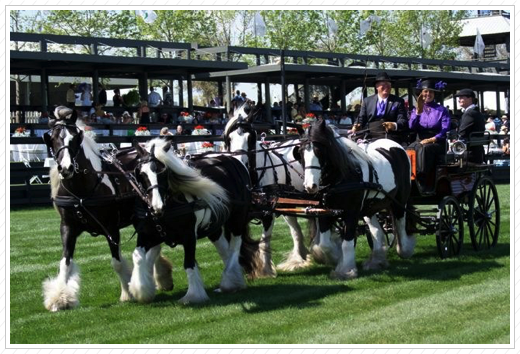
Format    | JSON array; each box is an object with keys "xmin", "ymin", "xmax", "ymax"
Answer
[
  {"xmin": 458, "ymin": 106, "xmax": 486, "ymax": 163},
  {"xmin": 355, "ymin": 94, "xmax": 408, "ymax": 142}
]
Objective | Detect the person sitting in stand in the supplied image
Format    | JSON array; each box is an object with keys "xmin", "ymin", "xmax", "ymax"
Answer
[
  {"xmin": 408, "ymin": 79, "xmax": 450, "ymax": 192},
  {"xmin": 122, "ymin": 111, "xmax": 133, "ymax": 124},
  {"xmin": 160, "ymin": 127, "xmax": 173, "ymax": 136},
  {"xmin": 138, "ymin": 100, "xmax": 150, "ymax": 124},
  {"xmin": 174, "ymin": 125, "xmax": 184, "ymax": 135},
  {"xmin": 502, "ymin": 137, "xmax": 510, "ymax": 155}
]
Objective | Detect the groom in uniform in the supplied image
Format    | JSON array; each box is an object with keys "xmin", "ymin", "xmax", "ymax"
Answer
[{"xmin": 353, "ymin": 71, "xmax": 408, "ymax": 144}]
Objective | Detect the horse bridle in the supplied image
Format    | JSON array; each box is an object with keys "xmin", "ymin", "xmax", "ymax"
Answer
[
  {"xmin": 135, "ymin": 152, "xmax": 169, "ymax": 197},
  {"xmin": 46, "ymin": 124, "xmax": 84, "ymax": 174},
  {"xmin": 299, "ymin": 138, "xmax": 323, "ymax": 171}
]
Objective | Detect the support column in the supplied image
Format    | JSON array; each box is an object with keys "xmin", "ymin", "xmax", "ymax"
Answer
[
  {"xmin": 178, "ymin": 78, "xmax": 184, "ymax": 108},
  {"xmin": 340, "ymin": 80, "xmax": 346, "ymax": 113},
  {"xmin": 452, "ymin": 91, "xmax": 457, "ymax": 115},
  {"xmin": 265, "ymin": 77, "xmax": 272, "ymax": 123},
  {"xmin": 93, "ymin": 70, "xmax": 99, "ymax": 105},
  {"xmin": 496, "ymin": 89, "xmax": 501, "ymax": 115},
  {"xmin": 257, "ymin": 82, "xmax": 263, "ymax": 104},
  {"xmin": 138, "ymin": 73, "xmax": 148, "ymax": 103},
  {"xmin": 187, "ymin": 74, "xmax": 193, "ymax": 111},
  {"xmin": 41, "ymin": 68, "xmax": 49, "ymax": 117},
  {"xmin": 226, "ymin": 75, "xmax": 232, "ymax": 114},
  {"xmin": 304, "ymin": 78, "xmax": 310, "ymax": 112}
]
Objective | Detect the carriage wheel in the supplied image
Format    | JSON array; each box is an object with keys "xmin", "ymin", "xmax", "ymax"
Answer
[
  {"xmin": 467, "ymin": 176, "xmax": 500, "ymax": 251},
  {"xmin": 436, "ymin": 196, "xmax": 464, "ymax": 259}
]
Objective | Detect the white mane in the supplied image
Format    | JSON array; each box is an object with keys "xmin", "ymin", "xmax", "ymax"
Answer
[
  {"xmin": 146, "ymin": 138, "xmax": 229, "ymax": 222},
  {"xmin": 224, "ymin": 104, "xmax": 249, "ymax": 138},
  {"xmin": 75, "ymin": 120, "xmax": 103, "ymax": 171}
]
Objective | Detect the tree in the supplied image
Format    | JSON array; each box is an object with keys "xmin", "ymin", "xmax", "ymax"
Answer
[
  {"xmin": 37, "ymin": 10, "xmax": 139, "ymax": 54},
  {"xmin": 391, "ymin": 10, "xmax": 467, "ymax": 60},
  {"xmin": 260, "ymin": 11, "xmax": 322, "ymax": 52}
]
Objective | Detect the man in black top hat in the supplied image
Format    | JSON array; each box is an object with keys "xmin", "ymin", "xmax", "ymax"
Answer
[
  {"xmin": 454, "ymin": 88, "xmax": 486, "ymax": 163},
  {"xmin": 353, "ymin": 72, "xmax": 408, "ymax": 143}
]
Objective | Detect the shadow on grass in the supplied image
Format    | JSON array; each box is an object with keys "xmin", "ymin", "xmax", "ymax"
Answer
[
  {"xmin": 108, "ymin": 242, "xmax": 509, "ymax": 312},
  {"xmin": 149, "ymin": 281, "xmax": 350, "ymax": 314}
]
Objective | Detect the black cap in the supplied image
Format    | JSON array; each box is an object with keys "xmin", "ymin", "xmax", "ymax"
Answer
[
  {"xmin": 454, "ymin": 88, "xmax": 475, "ymax": 98},
  {"xmin": 374, "ymin": 72, "xmax": 393, "ymax": 84}
]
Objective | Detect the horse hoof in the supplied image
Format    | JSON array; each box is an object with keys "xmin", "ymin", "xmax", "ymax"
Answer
[
  {"xmin": 330, "ymin": 268, "xmax": 358, "ymax": 280},
  {"xmin": 362, "ymin": 259, "xmax": 389, "ymax": 271}
]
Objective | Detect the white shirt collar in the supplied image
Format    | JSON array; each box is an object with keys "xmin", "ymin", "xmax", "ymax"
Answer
[
  {"xmin": 462, "ymin": 104, "xmax": 476, "ymax": 112},
  {"xmin": 377, "ymin": 96, "xmax": 388, "ymax": 104}
]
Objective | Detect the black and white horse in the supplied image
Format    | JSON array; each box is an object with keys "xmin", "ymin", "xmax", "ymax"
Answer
[
  {"xmin": 42, "ymin": 106, "xmax": 173, "ymax": 311},
  {"xmin": 298, "ymin": 118, "xmax": 416, "ymax": 279},
  {"xmin": 224, "ymin": 105, "xmax": 312, "ymax": 276},
  {"xmin": 131, "ymin": 138, "xmax": 262, "ymax": 304}
]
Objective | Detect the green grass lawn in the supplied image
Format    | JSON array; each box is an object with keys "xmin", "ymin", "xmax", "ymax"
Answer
[{"xmin": 9, "ymin": 185, "xmax": 510, "ymax": 344}]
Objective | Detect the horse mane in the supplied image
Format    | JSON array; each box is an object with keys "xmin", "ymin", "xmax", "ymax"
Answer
[
  {"xmin": 147, "ymin": 138, "xmax": 229, "ymax": 220},
  {"xmin": 224, "ymin": 104, "xmax": 250, "ymax": 139},
  {"xmin": 308, "ymin": 121, "xmax": 363, "ymax": 182},
  {"xmin": 74, "ymin": 119, "xmax": 103, "ymax": 171}
]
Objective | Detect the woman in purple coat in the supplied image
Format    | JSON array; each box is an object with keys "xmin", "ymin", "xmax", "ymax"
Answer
[{"xmin": 409, "ymin": 79, "xmax": 451, "ymax": 192}]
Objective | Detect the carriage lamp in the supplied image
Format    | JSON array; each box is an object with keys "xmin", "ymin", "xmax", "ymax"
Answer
[
  {"xmin": 450, "ymin": 140, "xmax": 467, "ymax": 156},
  {"xmin": 446, "ymin": 140, "xmax": 467, "ymax": 167}
]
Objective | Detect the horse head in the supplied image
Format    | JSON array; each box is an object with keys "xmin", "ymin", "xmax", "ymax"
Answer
[
  {"xmin": 298, "ymin": 118, "xmax": 360, "ymax": 194},
  {"xmin": 223, "ymin": 110, "xmax": 257, "ymax": 166},
  {"xmin": 43, "ymin": 106, "xmax": 82, "ymax": 179},
  {"xmin": 133, "ymin": 140, "xmax": 170, "ymax": 215}
]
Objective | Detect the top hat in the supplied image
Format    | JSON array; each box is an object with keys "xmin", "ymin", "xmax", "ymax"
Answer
[
  {"xmin": 454, "ymin": 88, "xmax": 475, "ymax": 98},
  {"xmin": 374, "ymin": 72, "xmax": 394, "ymax": 84},
  {"xmin": 415, "ymin": 79, "xmax": 447, "ymax": 92}
]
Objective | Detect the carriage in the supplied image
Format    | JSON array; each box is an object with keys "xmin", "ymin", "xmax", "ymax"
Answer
[
  {"xmin": 253, "ymin": 126, "xmax": 500, "ymax": 261},
  {"xmin": 403, "ymin": 132, "xmax": 500, "ymax": 259}
]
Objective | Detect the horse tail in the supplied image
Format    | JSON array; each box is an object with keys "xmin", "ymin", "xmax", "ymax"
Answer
[{"xmin": 237, "ymin": 225, "xmax": 264, "ymax": 279}]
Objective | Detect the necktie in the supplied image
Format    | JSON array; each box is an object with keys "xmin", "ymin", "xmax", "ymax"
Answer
[{"xmin": 377, "ymin": 101, "xmax": 386, "ymax": 116}]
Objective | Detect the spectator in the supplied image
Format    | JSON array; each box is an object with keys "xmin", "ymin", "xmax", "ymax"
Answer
[
  {"xmin": 160, "ymin": 127, "xmax": 173, "ymax": 136},
  {"xmin": 309, "ymin": 96, "xmax": 322, "ymax": 111},
  {"xmin": 162, "ymin": 86, "xmax": 173, "ymax": 106},
  {"xmin": 158, "ymin": 112, "xmax": 171, "ymax": 124},
  {"xmin": 112, "ymin": 88, "xmax": 123, "ymax": 107},
  {"xmin": 98, "ymin": 84, "xmax": 107, "ymax": 106},
  {"xmin": 501, "ymin": 115, "xmax": 510, "ymax": 130},
  {"xmin": 138, "ymin": 100, "xmax": 150, "ymax": 124},
  {"xmin": 493, "ymin": 116, "xmax": 502, "ymax": 131},
  {"xmin": 485, "ymin": 117, "xmax": 496, "ymax": 132},
  {"xmin": 81, "ymin": 84, "xmax": 92, "ymax": 107},
  {"xmin": 174, "ymin": 125, "xmax": 184, "ymax": 135},
  {"xmin": 502, "ymin": 137, "xmax": 510, "ymax": 155},
  {"xmin": 122, "ymin": 111, "xmax": 133, "ymax": 124},
  {"xmin": 66, "ymin": 84, "xmax": 76, "ymax": 108},
  {"xmin": 147, "ymin": 86, "xmax": 162, "ymax": 107},
  {"xmin": 208, "ymin": 99, "xmax": 218, "ymax": 108},
  {"xmin": 272, "ymin": 101, "xmax": 281, "ymax": 119},
  {"xmin": 38, "ymin": 111, "xmax": 49, "ymax": 124},
  {"xmin": 233, "ymin": 90, "xmax": 243, "ymax": 102},
  {"xmin": 339, "ymin": 114, "xmax": 352, "ymax": 125}
]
